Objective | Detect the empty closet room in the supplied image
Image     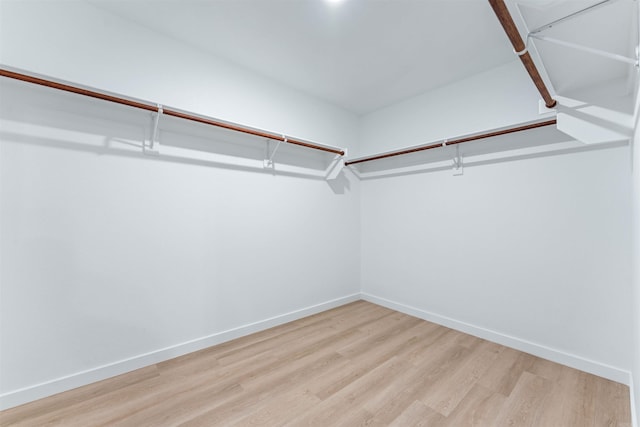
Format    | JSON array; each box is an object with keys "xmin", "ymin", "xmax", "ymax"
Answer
[{"xmin": 1, "ymin": 0, "xmax": 640, "ymax": 425}]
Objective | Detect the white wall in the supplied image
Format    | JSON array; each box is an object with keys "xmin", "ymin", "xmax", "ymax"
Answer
[
  {"xmin": 357, "ymin": 44, "xmax": 634, "ymax": 382},
  {"xmin": 0, "ymin": 75, "xmax": 361, "ymax": 410},
  {"xmin": 630, "ymin": 7, "xmax": 640, "ymax": 422},
  {"xmin": 361, "ymin": 144, "xmax": 632, "ymax": 379},
  {"xmin": 0, "ymin": 0, "xmax": 358, "ymax": 155},
  {"xmin": 631, "ymin": 73, "xmax": 640, "ymax": 425},
  {"xmin": 359, "ymin": 60, "xmax": 551, "ymax": 155},
  {"xmin": 0, "ymin": 1, "xmax": 360, "ymax": 409}
]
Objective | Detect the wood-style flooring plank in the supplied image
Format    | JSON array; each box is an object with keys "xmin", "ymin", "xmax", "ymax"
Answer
[
  {"xmin": 388, "ymin": 400, "xmax": 446, "ymax": 427},
  {"xmin": 594, "ymin": 376, "xmax": 633, "ymax": 427},
  {"xmin": 229, "ymin": 388, "xmax": 321, "ymax": 426},
  {"xmin": 437, "ymin": 383, "xmax": 507, "ymax": 426},
  {"xmin": 0, "ymin": 301, "xmax": 631, "ymax": 427},
  {"xmin": 309, "ymin": 314, "xmax": 426, "ymax": 400},
  {"xmin": 361, "ymin": 334, "xmax": 474, "ymax": 425},
  {"xmin": 281, "ymin": 356, "xmax": 413, "ymax": 426},
  {"xmin": 478, "ymin": 346, "xmax": 537, "ymax": 396},
  {"xmin": 492, "ymin": 371, "xmax": 554, "ymax": 426},
  {"xmin": 421, "ymin": 339, "xmax": 502, "ymax": 416},
  {"xmin": 0, "ymin": 365, "xmax": 160, "ymax": 426}
]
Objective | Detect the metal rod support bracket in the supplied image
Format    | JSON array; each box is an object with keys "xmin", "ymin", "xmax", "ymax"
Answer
[
  {"xmin": 529, "ymin": 33, "xmax": 638, "ymax": 66},
  {"xmin": 514, "ymin": 47, "xmax": 528, "ymax": 56},
  {"xmin": 145, "ymin": 104, "xmax": 163, "ymax": 155},
  {"xmin": 529, "ymin": 0, "xmax": 619, "ymax": 35},
  {"xmin": 264, "ymin": 136, "xmax": 284, "ymax": 168},
  {"xmin": 452, "ymin": 144, "xmax": 463, "ymax": 176}
]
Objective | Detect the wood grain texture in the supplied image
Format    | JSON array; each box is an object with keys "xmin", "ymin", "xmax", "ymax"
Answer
[
  {"xmin": 487, "ymin": 0, "xmax": 557, "ymax": 108},
  {"xmin": 0, "ymin": 301, "xmax": 630, "ymax": 426}
]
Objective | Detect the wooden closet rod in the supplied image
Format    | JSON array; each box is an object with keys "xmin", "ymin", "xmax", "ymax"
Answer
[
  {"xmin": 0, "ymin": 68, "xmax": 345, "ymax": 156},
  {"xmin": 344, "ymin": 119, "xmax": 557, "ymax": 166},
  {"xmin": 488, "ymin": 0, "xmax": 557, "ymax": 108}
]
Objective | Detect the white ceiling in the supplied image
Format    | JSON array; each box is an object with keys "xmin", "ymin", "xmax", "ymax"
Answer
[
  {"xmin": 88, "ymin": 0, "xmax": 637, "ymax": 115},
  {"xmin": 88, "ymin": 0, "xmax": 517, "ymax": 114}
]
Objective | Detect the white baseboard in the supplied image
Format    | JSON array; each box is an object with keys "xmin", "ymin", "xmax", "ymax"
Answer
[
  {"xmin": 0, "ymin": 293, "xmax": 360, "ymax": 411},
  {"xmin": 361, "ymin": 292, "xmax": 632, "ymax": 386},
  {"xmin": 3, "ymin": 291, "xmax": 634, "ymax": 416},
  {"xmin": 630, "ymin": 374, "xmax": 639, "ymax": 427}
]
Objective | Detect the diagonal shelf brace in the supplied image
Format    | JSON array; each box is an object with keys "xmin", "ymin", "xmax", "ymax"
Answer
[
  {"xmin": 264, "ymin": 137, "xmax": 284, "ymax": 168},
  {"xmin": 530, "ymin": 34, "xmax": 639, "ymax": 67},
  {"xmin": 452, "ymin": 144, "xmax": 463, "ymax": 176},
  {"xmin": 145, "ymin": 104, "xmax": 163, "ymax": 155},
  {"xmin": 529, "ymin": 0, "xmax": 620, "ymax": 35}
]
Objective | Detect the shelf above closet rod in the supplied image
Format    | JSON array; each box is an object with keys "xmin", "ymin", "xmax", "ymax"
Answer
[
  {"xmin": 345, "ymin": 119, "xmax": 557, "ymax": 166},
  {"xmin": 0, "ymin": 67, "xmax": 346, "ymax": 156}
]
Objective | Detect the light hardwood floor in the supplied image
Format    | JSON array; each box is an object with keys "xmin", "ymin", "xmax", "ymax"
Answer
[{"xmin": 1, "ymin": 301, "xmax": 631, "ymax": 426}]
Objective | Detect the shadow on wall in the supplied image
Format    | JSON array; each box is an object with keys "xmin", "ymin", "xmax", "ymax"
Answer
[
  {"xmin": 554, "ymin": 80, "xmax": 635, "ymax": 146},
  {"xmin": 0, "ymin": 78, "xmax": 352, "ymax": 191},
  {"xmin": 327, "ymin": 171, "xmax": 351, "ymax": 195}
]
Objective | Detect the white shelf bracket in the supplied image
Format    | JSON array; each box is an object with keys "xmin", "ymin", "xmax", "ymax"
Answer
[
  {"xmin": 527, "ymin": 0, "xmax": 638, "ymax": 68},
  {"xmin": 452, "ymin": 144, "xmax": 463, "ymax": 176},
  {"xmin": 529, "ymin": 0, "xmax": 620, "ymax": 35},
  {"xmin": 529, "ymin": 34, "xmax": 639, "ymax": 67},
  {"xmin": 264, "ymin": 137, "xmax": 284, "ymax": 168},
  {"xmin": 145, "ymin": 104, "xmax": 162, "ymax": 156}
]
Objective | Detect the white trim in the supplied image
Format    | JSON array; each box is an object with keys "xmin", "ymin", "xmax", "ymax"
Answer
[
  {"xmin": 3, "ymin": 292, "xmax": 634, "ymax": 414},
  {"xmin": 0, "ymin": 293, "xmax": 360, "ymax": 410},
  {"xmin": 361, "ymin": 292, "xmax": 632, "ymax": 385},
  {"xmin": 630, "ymin": 374, "xmax": 638, "ymax": 427}
]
